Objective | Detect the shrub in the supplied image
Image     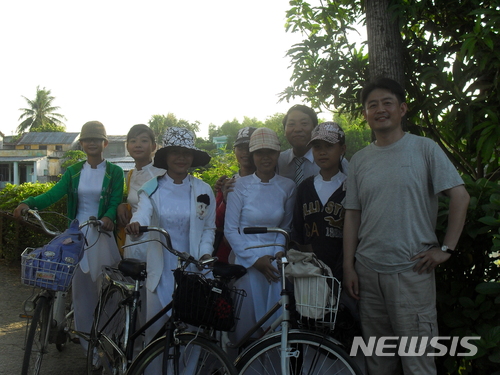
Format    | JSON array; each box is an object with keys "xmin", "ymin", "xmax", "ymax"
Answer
[
  {"xmin": 435, "ymin": 176, "xmax": 500, "ymax": 374},
  {"xmin": 0, "ymin": 183, "xmax": 67, "ymax": 262},
  {"xmin": 193, "ymin": 149, "xmax": 239, "ymax": 189}
]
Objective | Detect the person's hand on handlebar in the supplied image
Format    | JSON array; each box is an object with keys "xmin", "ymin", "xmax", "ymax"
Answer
[
  {"xmin": 125, "ymin": 221, "xmax": 141, "ymax": 236},
  {"xmin": 13, "ymin": 203, "xmax": 30, "ymax": 219},
  {"xmin": 253, "ymin": 255, "xmax": 280, "ymax": 284},
  {"xmin": 197, "ymin": 254, "xmax": 214, "ymax": 270},
  {"xmin": 274, "ymin": 251, "xmax": 285, "ymax": 269},
  {"xmin": 100, "ymin": 216, "xmax": 114, "ymax": 231}
]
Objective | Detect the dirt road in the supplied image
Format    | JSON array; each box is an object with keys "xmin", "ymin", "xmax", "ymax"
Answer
[{"xmin": 0, "ymin": 260, "xmax": 86, "ymax": 375}]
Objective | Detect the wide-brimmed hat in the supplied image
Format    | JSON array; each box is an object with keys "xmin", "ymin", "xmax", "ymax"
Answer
[
  {"xmin": 249, "ymin": 127, "xmax": 281, "ymax": 152},
  {"xmin": 79, "ymin": 121, "xmax": 107, "ymax": 141},
  {"xmin": 307, "ymin": 122, "xmax": 345, "ymax": 146},
  {"xmin": 234, "ymin": 127, "xmax": 257, "ymax": 147},
  {"xmin": 153, "ymin": 127, "xmax": 211, "ymax": 169}
]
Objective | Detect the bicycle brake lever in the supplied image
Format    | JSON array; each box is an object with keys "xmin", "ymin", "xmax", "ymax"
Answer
[{"xmin": 98, "ymin": 228, "xmax": 111, "ymax": 237}]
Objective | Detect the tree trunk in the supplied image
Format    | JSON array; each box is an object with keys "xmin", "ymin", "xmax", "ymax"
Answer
[
  {"xmin": 365, "ymin": 0, "xmax": 405, "ymax": 133},
  {"xmin": 365, "ymin": 0, "xmax": 405, "ymax": 86}
]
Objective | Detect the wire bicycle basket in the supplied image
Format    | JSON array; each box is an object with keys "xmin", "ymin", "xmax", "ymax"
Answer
[
  {"xmin": 291, "ymin": 274, "xmax": 341, "ymax": 333},
  {"xmin": 21, "ymin": 247, "xmax": 77, "ymax": 292}
]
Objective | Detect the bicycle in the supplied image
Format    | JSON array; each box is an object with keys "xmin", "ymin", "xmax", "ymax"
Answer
[
  {"xmin": 228, "ymin": 227, "xmax": 362, "ymax": 375},
  {"xmin": 88, "ymin": 225, "xmax": 246, "ymax": 375},
  {"xmin": 19, "ymin": 209, "xmax": 103, "ymax": 375}
]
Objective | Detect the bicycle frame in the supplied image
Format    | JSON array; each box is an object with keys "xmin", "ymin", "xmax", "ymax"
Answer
[
  {"xmin": 19, "ymin": 209, "xmax": 105, "ymax": 375},
  {"xmin": 226, "ymin": 255, "xmax": 294, "ymax": 374},
  {"xmin": 21, "ymin": 209, "xmax": 103, "ymax": 342},
  {"xmin": 94, "ymin": 226, "xmax": 216, "ymax": 373},
  {"xmin": 227, "ymin": 227, "xmax": 344, "ymax": 375}
]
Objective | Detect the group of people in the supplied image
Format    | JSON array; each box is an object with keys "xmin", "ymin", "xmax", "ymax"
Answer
[{"xmin": 13, "ymin": 77, "xmax": 469, "ymax": 375}]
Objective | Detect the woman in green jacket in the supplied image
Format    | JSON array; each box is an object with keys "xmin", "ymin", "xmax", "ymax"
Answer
[{"xmin": 14, "ymin": 121, "xmax": 124, "ymax": 351}]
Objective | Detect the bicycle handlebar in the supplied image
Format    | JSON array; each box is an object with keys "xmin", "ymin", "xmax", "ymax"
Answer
[
  {"xmin": 243, "ymin": 227, "xmax": 268, "ymax": 234},
  {"xmin": 21, "ymin": 208, "xmax": 61, "ymax": 236},
  {"xmin": 123, "ymin": 226, "xmax": 217, "ymax": 269},
  {"xmin": 243, "ymin": 227, "xmax": 291, "ymax": 250},
  {"xmin": 21, "ymin": 208, "xmax": 103, "ymax": 236}
]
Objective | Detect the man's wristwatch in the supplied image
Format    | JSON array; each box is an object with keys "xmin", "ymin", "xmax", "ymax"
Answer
[{"xmin": 441, "ymin": 245, "xmax": 456, "ymax": 255}]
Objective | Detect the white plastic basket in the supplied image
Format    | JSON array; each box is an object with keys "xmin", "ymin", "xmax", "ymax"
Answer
[{"xmin": 21, "ymin": 247, "xmax": 76, "ymax": 292}]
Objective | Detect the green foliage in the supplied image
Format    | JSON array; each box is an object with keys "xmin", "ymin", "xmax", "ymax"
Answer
[
  {"xmin": 30, "ymin": 123, "xmax": 66, "ymax": 132},
  {"xmin": 17, "ymin": 86, "xmax": 67, "ymax": 134},
  {"xmin": 283, "ymin": 0, "xmax": 500, "ymax": 180},
  {"xmin": 435, "ymin": 176, "xmax": 500, "ymax": 374},
  {"xmin": 282, "ymin": 0, "xmax": 368, "ymax": 113},
  {"xmin": 343, "ymin": 127, "xmax": 371, "ymax": 160},
  {"xmin": 195, "ymin": 137, "xmax": 218, "ymax": 152},
  {"xmin": 192, "ymin": 149, "xmax": 238, "ymax": 189},
  {"xmin": 209, "ymin": 119, "xmax": 245, "ymax": 149},
  {"xmin": 148, "ymin": 113, "xmax": 201, "ymax": 145},
  {"xmin": 61, "ymin": 150, "xmax": 86, "ymax": 169},
  {"xmin": 333, "ymin": 112, "xmax": 372, "ymax": 160},
  {"xmin": 207, "ymin": 113, "xmax": 290, "ymax": 151},
  {"xmin": 148, "ymin": 114, "xmax": 169, "ymax": 145},
  {"xmin": 398, "ymin": 0, "xmax": 500, "ymax": 180},
  {"xmin": 0, "ymin": 183, "xmax": 67, "ymax": 262}
]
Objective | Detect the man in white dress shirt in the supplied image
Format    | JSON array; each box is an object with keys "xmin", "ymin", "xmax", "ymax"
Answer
[{"xmin": 278, "ymin": 105, "xmax": 347, "ymax": 184}]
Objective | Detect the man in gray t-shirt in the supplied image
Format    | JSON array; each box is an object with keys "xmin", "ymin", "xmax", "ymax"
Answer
[{"xmin": 343, "ymin": 78, "xmax": 470, "ymax": 375}]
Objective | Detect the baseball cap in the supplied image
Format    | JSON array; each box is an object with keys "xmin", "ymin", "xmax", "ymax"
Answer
[
  {"xmin": 249, "ymin": 128, "xmax": 281, "ymax": 152},
  {"xmin": 308, "ymin": 122, "xmax": 345, "ymax": 146},
  {"xmin": 234, "ymin": 127, "xmax": 257, "ymax": 147}
]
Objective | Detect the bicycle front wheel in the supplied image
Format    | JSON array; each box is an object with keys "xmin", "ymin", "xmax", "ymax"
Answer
[
  {"xmin": 87, "ymin": 285, "xmax": 130, "ymax": 374},
  {"xmin": 22, "ymin": 295, "xmax": 52, "ymax": 375},
  {"xmin": 127, "ymin": 332, "xmax": 237, "ymax": 375},
  {"xmin": 236, "ymin": 331, "xmax": 361, "ymax": 375}
]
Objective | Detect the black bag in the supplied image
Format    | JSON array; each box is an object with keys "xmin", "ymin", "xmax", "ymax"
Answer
[{"xmin": 173, "ymin": 269, "xmax": 240, "ymax": 331}]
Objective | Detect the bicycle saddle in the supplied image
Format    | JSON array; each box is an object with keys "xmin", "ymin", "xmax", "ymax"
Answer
[
  {"xmin": 212, "ymin": 262, "xmax": 247, "ymax": 280},
  {"xmin": 118, "ymin": 258, "xmax": 147, "ymax": 281}
]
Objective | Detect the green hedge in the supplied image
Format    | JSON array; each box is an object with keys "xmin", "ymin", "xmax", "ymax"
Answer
[
  {"xmin": 434, "ymin": 176, "xmax": 500, "ymax": 374},
  {"xmin": 0, "ymin": 182, "xmax": 67, "ymax": 262}
]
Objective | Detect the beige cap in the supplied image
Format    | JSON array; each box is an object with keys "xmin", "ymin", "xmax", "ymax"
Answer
[
  {"xmin": 80, "ymin": 121, "xmax": 107, "ymax": 141},
  {"xmin": 249, "ymin": 128, "xmax": 281, "ymax": 152}
]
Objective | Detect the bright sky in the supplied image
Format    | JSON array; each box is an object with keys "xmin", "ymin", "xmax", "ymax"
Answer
[{"xmin": 0, "ymin": 0, "xmax": 309, "ymax": 138}]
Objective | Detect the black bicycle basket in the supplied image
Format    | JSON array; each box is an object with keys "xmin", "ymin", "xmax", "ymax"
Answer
[{"xmin": 173, "ymin": 269, "xmax": 245, "ymax": 331}]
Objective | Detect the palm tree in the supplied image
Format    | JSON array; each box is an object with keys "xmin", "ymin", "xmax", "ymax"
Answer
[{"xmin": 17, "ymin": 86, "xmax": 66, "ymax": 133}]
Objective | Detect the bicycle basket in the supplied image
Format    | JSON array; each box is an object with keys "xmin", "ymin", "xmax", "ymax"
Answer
[
  {"xmin": 291, "ymin": 274, "xmax": 341, "ymax": 332},
  {"xmin": 173, "ymin": 270, "xmax": 246, "ymax": 332},
  {"xmin": 21, "ymin": 247, "xmax": 77, "ymax": 292},
  {"xmin": 285, "ymin": 250, "xmax": 341, "ymax": 332}
]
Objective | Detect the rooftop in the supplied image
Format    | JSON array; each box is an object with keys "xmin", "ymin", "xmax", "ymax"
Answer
[{"xmin": 17, "ymin": 132, "xmax": 80, "ymax": 145}]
